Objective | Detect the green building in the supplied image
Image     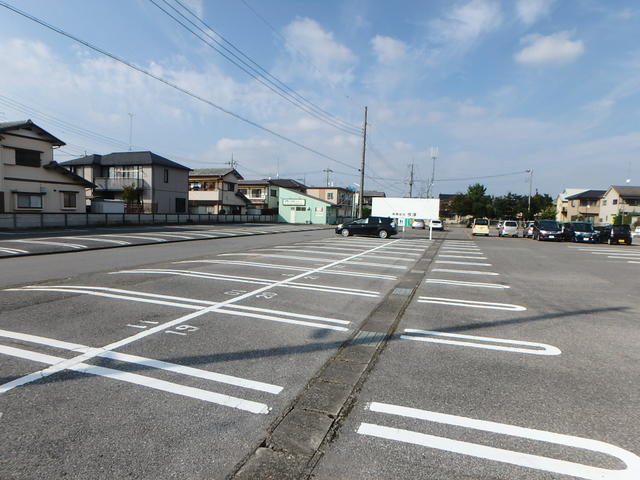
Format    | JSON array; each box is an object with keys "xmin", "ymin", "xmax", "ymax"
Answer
[{"xmin": 277, "ymin": 187, "xmax": 337, "ymax": 224}]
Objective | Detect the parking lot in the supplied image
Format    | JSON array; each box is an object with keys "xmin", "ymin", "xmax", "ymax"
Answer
[{"xmin": 1, "ymin": 226, "xmax": 638, "ymax": 479}]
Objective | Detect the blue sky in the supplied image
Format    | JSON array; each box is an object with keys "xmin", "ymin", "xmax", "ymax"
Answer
[{"xmin": 1, "ymin": 0, "xmax": 638, "ymax": 197}]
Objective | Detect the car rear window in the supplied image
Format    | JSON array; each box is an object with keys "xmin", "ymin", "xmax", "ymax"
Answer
[
  {"xmin": 539, "ymin": 220, "xmax": 560, "ymax": 229},
  {"xmin": 474, "ymin": 219, "xmax": 488, "ymax": 225},
  {"xmin": 612, "ymin": 225, "xmax": 630, "ymax": 232},
  {"xmin": 505, "ymin": 221, "xmax": 517, "ymax": 226}
]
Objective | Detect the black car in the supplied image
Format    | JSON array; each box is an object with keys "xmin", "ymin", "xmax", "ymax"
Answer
[
  {"xmin": 598, "ymin": 224, "xmax": 633, "ymax": 245},
  {"xmin": 594, "ymin": 225, "xmax": 609, "ymax": 242},
  {"xmin": 335, "ymin": 216, "xmax": 397, "ymax": 239},
  {"xmin": 562, "ymin": 222, "xmax": 598, "ymax": 243},
  {"xmin": 533, "ymin": 219, "xmax": 563, "ymax": 241}
]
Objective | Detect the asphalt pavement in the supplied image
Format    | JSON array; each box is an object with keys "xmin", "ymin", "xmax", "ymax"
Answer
[{"xmin": 1, "ymin": 226, "xmax": 638, "ymax": 479}]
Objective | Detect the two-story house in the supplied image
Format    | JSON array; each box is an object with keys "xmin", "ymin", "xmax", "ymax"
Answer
[
  {"xmin": 563, "ymin": 190, "xmax": 606, "ymax": 223},
  {"xmin": 61, "ymin": 151, "xmax": 190, "ymax": 214},
  {"xmin": 306, "ymin": 187, "xmax": 354, "ymax": 218},
  {"xmin": 237, "ymin": 179, "xmax": 306, "ymax": 214},
  {"xmin": 555, "ymin": 188, "xmax": 587, "ymax": 223},
  {"xmin": 0, "ymin": 120, "xmax": 93, "ymax": 213},
  {"xmin": 599, "ymin": 185, "xmax": 640, "ymax": 224},
  {"xmin": 188, "ymin": 168, "xmax": 248, "ymax": 214}
]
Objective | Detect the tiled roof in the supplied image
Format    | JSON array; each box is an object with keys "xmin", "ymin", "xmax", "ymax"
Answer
[
  {"xmin": 565, "ymin": 189, "xmax": 606, "ymax": 200},
  {"xmin": 0, "ymin": 119, "xmax": 65, "ymax": 146},
  {"xmin": 61, "ymin": 151, "xmax": 190, "ymax": 170}
]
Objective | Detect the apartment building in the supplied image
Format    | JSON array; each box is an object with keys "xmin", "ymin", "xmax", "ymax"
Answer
[
  {"xmin": 237, "ymin": 178, "xmax": 306, "ymax": 214},
  {"xmin": 62, "ymin": 151, "xmax": 190, "ymax": 213},
  {"xmin": 188, "ymin": 168, "xmax": 248, "ymax": 214},
  {"xmin": 0, "ymin": 120, "xmax": 93, "ymax": 213}
]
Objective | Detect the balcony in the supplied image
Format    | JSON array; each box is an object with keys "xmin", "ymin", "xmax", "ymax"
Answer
[{"xmin": 94, "ymin": 177, "xmax": 144, "ymax": 191}]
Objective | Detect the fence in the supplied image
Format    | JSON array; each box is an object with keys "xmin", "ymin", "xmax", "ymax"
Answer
[{"xmin": 0, "ymin": 213, "xmax": 277, "ymax": 230}]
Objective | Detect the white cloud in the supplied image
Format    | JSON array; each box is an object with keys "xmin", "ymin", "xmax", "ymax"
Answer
[
  {"xmin": 283, "ymin": 17, "xmax": 357, "ymax": 85},
  {"xmin": 371, "ymin": 35, "xmax": 408, "ymax": 64},
  {"xmin": 429, "ymin": 0, "xmax": 502, "ymax": 50},
  {"xmin": 516, "ymin": 0, "xmax": 554, "ymax": 24},
  {"xmin": 515, "ymin": 31, "xmax": 584, "ymax": 65},
  {"xmin": 180, "ymin": 0, "xmax": 204, "ymax": 18}
]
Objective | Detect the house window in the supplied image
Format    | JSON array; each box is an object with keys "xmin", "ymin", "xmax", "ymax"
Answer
[
  {"xmin": 251, "ymin": 188, "xmax": 262, "ymax": 197},
  {"xmin": 612, "ymin": 199, "xmax": 618, "ymax": 205},
  {"xmin": 175, "ymin": 197, "xmax": 186, "ymax": 213},
  {"xmin": 628, "ymin": 199, "xmax": 638, "ymax": 206},
  {"xmin": 62, "ymin": 191, "xmax": 77, "ymax": 209},
  {"xmin": 238, "ymin": 188, "xmax": 248, "ymax": 195},
  {"xmin": 16, "ymin": 193, "xmax": 43, "ymax": 209},
  {"xmin": 295, "ymin": 206, "xmax": 306, "ymax": 211},
  {"xmin": 270, "ymin": 189, "xmax": 277, "ymax": 197},
  {"xmin": 327, "ymin": 192, "xmax": 334, "ymax": 200},
  {"xmin": 571, "ymin": 200, "xmax": 575, "ymax": 207},
  {"xmin": 223, "ymin": 182, "xmax": 234, "ymax": 191},
  {"xmin": 163, "ymin": 169, "xmax": 169, "ymax": 183},
  {"xmin": 602, "ymin": 199, "xmax": 607, "ymax": 205},
  {"xmin": 15, "ymin": 148, "xmax": 42, "ymax": 167},
  {"xmin": 110, "ymin": 165, "xmax": 141, "ymax": 178}
]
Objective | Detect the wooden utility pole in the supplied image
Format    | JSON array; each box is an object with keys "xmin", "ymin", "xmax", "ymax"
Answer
[{"xmin": 358, "ymin": 106, "xmax": 368, "ymax": 218}]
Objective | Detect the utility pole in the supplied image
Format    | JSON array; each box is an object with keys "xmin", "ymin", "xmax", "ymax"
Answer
[
  {"xmin": 358, "ymin": 106, "xmax": 368, "ymax": 218},
  {"xmin": 227, "ymin": 153, "xmax": 237, "ymax": 169},
  {"xmin": 427, "ymin": 146, "xmax": 438, "ymax": 198},
  {"xmin": 128, "ymin": 113, "xmax": 134, "ymax": 151},
  {"xmin": 526, "ymin": 169, "xmax": 533, "ymax": 218},
  {"xmin": 323, "ymin": 167, "xmax": 334, "ymax": 187},
  {"xmin": 408, "ymin": 163, "xmax": 414, "ymax": 198}
]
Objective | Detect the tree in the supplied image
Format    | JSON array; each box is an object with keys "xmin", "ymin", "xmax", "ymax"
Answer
[
  {"xmin": 121, "ymin": 184, "xmax": 138, "ymax": 206},
  {"xmin": 537, "ymin": 205, "xmax": 557, "ymax": 219},
  {"xmin": 449, "ymin": 184, "xmax": 492, "ymax": 218}
]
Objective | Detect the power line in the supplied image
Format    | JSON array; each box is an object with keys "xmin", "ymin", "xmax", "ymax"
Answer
[
  {"xmin": 0, "ymin": 1, "xmax": 360, "ymax": 172},
  {"xmin": 436, "ymin": 170, "xmax": 529, "ymax": 182},
  {"xmin": 149, "ymin": 0, "xmax": 361, "ymax": 136}
]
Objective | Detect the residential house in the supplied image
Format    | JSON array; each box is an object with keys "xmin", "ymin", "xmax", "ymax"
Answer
[
  {"xmin": 277, "ymin": 186, "xmax": 337, "ymax": 224},
  {"xmin": 563, "ymin": 190, "xmax": 606, "ymax": 223},
  {"xmin": 0, "ymin": 120, "xmax": 94, "ymax": 213},
  {"xmin": 363, "ymin": 190, "xmax": 386, "ymax": 207},
  {"xmin": 305, "ymin": 187, "xmax": 354, "ymax": 218},
  {"xmin": 61, "ymin": 151, "xmax": 190, "ymax": 214},
  {"xmin": 188, "ymin": 168, "xmax": 248, "ymax": 214},
  {"xmin": 555, "ymin": 188, "xmax": 587, "ymax": 223},
  {"xmin": 237, "ymin": 178, "xmax": 306, "ymax": 214},
  {"xmin": 599, "ymin": 185, "xmax": 640, "ymax": 224}
]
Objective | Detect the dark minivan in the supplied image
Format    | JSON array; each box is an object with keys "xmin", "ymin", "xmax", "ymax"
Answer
[
  {"xmin": 335, "ymin": 216, "xmax": 397, "ymax": 239},
  {"xmin": 562, "ymin": 222, "xmax": 598, "ymax": 243},
  {"xmin": 598, "ymin": 224, "xmax": 633, "ymax": 245},
  {"xmin": 533, "ymin": 219, "xmax": 563, "ymax": 241}
]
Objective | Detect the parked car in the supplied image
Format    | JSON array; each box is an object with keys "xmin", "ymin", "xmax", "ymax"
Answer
[
  {"xmin": 498, "ymin": 220, "xmax": 519, "ymax": 237},
  {"xmin": 594, "ymin": 225, "xmax": 609, "ymax": 243},
  {"xmin": 472, "ymin": 218, "xmax": 490, "ymax": 236},
  {"xmin": 597, "ymin": 224, "xmax": 633, "ymax": 245},
  {"xmin": 523, "ymin": 221, "xmax": 534, "ymax": 238},
  {"xmin": 411, "ymin": 219, "xmax": 425, "ymax": 229},
  {"xmin": 496, "ymin": 221, "xmax": 503, "ymax": 231},
  {"xmin": 633, "ymin": 226, "xmax": 640, "ymax": 238},
  {"xmin": 533, "ymin": 219, "xmax": 563, "ymax": 241},
  {"xmin": 335, "ymin": 216, "xmax": 397, "ymax": 239},
  {"xmin": 562, "ymin": 222, "xmax": 598, "ymax": 243},
  {"xmin": 429, "ymin": 219, "xmax": 444, "ymax": 231}
]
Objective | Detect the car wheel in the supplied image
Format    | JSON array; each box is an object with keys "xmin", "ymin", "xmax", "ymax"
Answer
[
  {"xmin": 378, "ymin": 229, "xmax": 389, "ymax": 239},
  {"xmin": 341, "ymin": 229, "xmax": 350, "ymax": 237}
]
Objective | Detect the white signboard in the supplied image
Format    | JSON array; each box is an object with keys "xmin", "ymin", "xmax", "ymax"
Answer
[
  {"xmin": 371, "ymin": 197, "xmax": 440, "ymax": 226},
  {"xmin": 283, "ymin": 198, "xmax": 306, "ymax": 206}
]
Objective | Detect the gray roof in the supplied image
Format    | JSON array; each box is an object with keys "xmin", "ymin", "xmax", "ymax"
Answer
[
  {"xmin": 566, "ymin": 189, "xmax": 606, "ymax": 200},
  {"xmin": 43, "ymin": 161, "xmax": 96, "ymax": 188},
  {"xmin": 612, "ymin": 185, "xmax": 640, "ymax": 198},
  {"xmin": 0, "ymin": 119, "xmax": 65, "ymax": 146},
  {"xmin": 237, "ymin": 179, "xmax": 270, "ymax": 186},
  {"xmin": 269, "ymin": 179, "xmax": 307, "ymax": 189},
  {"xmin": 189, "ymin": 168, "xmax": 243, "ymax": 178},
  {"xmin": 60, "ymin": 151, "xmax": 190, "ymax": 170},
  {"xmin": 363, "ymin": 190, "xmax": 386, "ymax": 197}
]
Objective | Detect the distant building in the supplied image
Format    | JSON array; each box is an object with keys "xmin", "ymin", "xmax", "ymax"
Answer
[
  {"xmin": 62, "ymin": 151, "xmax": 190, "ymax": 214},
  {"xmin": 563, "ymin": 190, "xmax": 606, "ymax": 223},
  {"xmin": 438, "ymin": 193, "xmax": 456, "ymax": 220},
  {"xmin": 277, "ymin": 186, "xmax": 337, "ymax": 224},
  {"xmin": 555, "ymin": 188, "xmax": 587, "ymax": 222},
  {"xmin": 305, "ymin": 187, "xmax": 354, "ymax": 218},
  {"xmin": 0, "ymin": 120, "xmax": 94, "ymax": 213},
  {"xmin": 188, "ymin": 168, "xmax": 248, "ymax": 214},
  {"xmin": 599, "ymin": 186, "xmax": 640, "ymax": 224},
  {"xmin": 237, "ymin": 178, "xmax": 307, "ymax": 214},
  {"xmin": 362, "ymin": 190, "xmax": 386, "ymax": 207}
]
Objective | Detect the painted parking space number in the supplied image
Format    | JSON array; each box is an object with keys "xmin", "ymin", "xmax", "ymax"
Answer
[{"xmin": 256, "ymin": 292, "xmax": 277, "ymax": 299}]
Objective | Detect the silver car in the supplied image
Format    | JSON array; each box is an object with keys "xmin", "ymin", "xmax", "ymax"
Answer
[
  {"xmin": 411, "ymin": 219, "xmax": 425, "ymax": 229},
  {"xmin": 498, "ymin": 220, "xmax": 519, "ymax": 237}
]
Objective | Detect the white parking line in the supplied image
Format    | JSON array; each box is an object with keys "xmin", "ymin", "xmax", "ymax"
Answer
[
  {"xmin": 401, "ymin": 329, "xmax": 560, "ymax": 355},
  {"xmin": 273, "ymin": 245, "xmax": 422, "ymax": 256},
  {"xmin": 174, "ymin": 260, "xmax": 398, "ymax": 280},
  {"xmin": 255, "ymin": 248, "xmax": 415, "ymax": 262},
  {"xmin": 54, "ymin": 236, "xmax": 131, "ymax": 245},
  {"xmin": 100, "ymin": 234, "xmax": 168, "ymax": 242},
  {"xmin": 435, "ymin": 260, "xmax": 492, "ymax": 266},
  {"xmin": 417, "ymin": 296, "xmax": 526, "ymax": 311},
  {"xmin": 425, "ymin": 279, "xmax": 509, "ymax": 289},
  {"xmin": 1, "ymin": 239, "xmax": 398, "ymax": 397},
  {"xmin": 0, "ymin": 247, "xmax": 29, "ymax": 254},
  {"xmin": 438, "ymin": 255, "xmax": 488, "ymax": 259},
  {"xmin": 112, "ymin": 269, "xmax": 381, "ymax": 297},
  {"xmin": 432, "ymin": 268, "xmax": 499, "ymax": 276},
  {"xmin": 440, "ymin": 250, "xmax": 485, "ymax": 255},
  {"xmin": 6, "ymin": 239, "xmax": 87, "ymax": 249},
  {"xmin": 359, "ymin": 402, "xmax": 640, "ymax": 480},
  {"xmin": 219, "ymin": 253, "xmax": 408, "ymax": 270},
  {"xmin": 0, "ymin": 328, "xmax": 282, "ymax": 393},
  {"xmin": 0, "ymin": 345, "xmax": 270, "ymax": 414}
]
